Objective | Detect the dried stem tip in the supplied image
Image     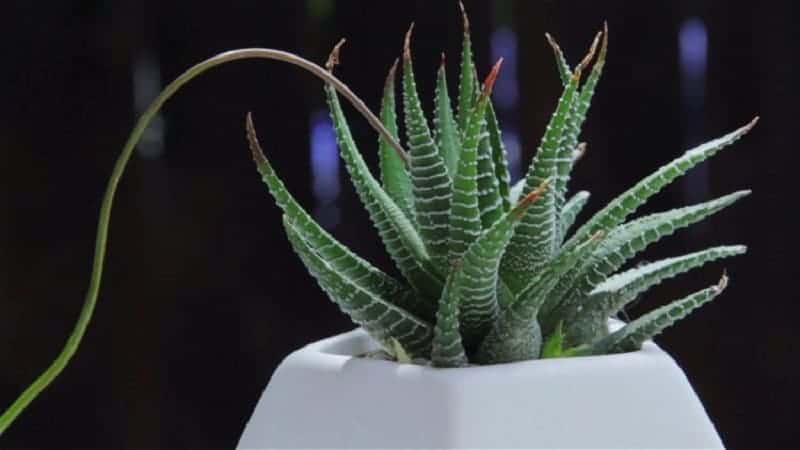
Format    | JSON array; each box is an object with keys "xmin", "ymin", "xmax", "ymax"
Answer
[{"xmin": 325, "ymin": 38, "xmax": 346, "ymax": 71}]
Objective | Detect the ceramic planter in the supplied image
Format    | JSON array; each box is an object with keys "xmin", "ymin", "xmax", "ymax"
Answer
[{"xmin": 238, "ymin": 327, "xmax": 723, "ymax": 449}]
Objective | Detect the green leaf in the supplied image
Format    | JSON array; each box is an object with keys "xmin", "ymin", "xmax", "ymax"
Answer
[
  {"xmin": 456, "ymin": 4, "xmax": 477, "ymax": 131},
  {"xmin": 564, "ymin": 245, "xmax": 747, "ymax": 345},
  {"xmin": 564, "ymin": 118, "xmax": 759, "ymax": 252},
  {"xmin": 542, "ymin": 190, "xmax": 750, "ymax": 337},
  {"xmin": 559, "ymin": 190, "xmax": 590, "ymax": 243},
  {"xmin": 455, "ymin": 182, "xmax": 545, "ymax": 350},
  {"xmin": 403, "ymin": 28, "xmax": 452, "ymax": 269},
  {"xmin": 283, "ymin": 215, "xmax": 434, "ymax": 358},
  {"xmin": 501, "ymin": 69, "xmax": 583, "ymax": 293},
  {"xmin": 431, "ymin": 272, "xmax": 469, "ymax": 367},
  {"xmin": 390, "ymin": 337, "xmax": 413, "ymax": 364},
  {"xmin": 555, "ymin": 30, "xmax": 604, "ymax": 217},
  {"xmin": 247, "ymin": 115, "xmax": 435, "ymax": 321},
  {"xmin": 448, "ymin": 62, "xmax": 502, "ymax": 262},
  {"xmin": 584, "ymin": 275, "xmax": 729, "ymax": 354},
  {"xmin": 477, "ymin": 120, "xmax": 504, "ymax": 228},
  {"xmin": 434, "ymin": 57, "xmax": 461, "ymax": 179},
  {"xmin": 540, "ymin": 321, "xmax": 566, "ymax": 358},
  {"xmin": 378, "ymin": 60, "xmax": 415, "ymax": 224},
  {"xmin": 476, "ymin": 231, "xmax": 602, "ymax": 364},
  {"xmin": 485, "ymin": 102, "xmax": 511, "ymax": 212},
  {"xmin": 324, "ymin": 82, "xmax": 444, "ymax": 299}
]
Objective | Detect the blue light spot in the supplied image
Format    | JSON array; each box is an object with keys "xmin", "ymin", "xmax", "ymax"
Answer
[
  {"xmin": 679, "ymin": 18, "xmax": 708, "ymax": 79},
  {"xmin": 490, "ymin": 27, "xmax": 519, "ymax": 110},
  {"xmin": 310, "ymin": 110, "xmax": 340, "ymax": 227}
]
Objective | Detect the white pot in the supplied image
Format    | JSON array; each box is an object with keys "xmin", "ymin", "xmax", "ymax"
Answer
[{"xmin": 238, "ymin": 327, "xmax": 723, "ymax": 449}]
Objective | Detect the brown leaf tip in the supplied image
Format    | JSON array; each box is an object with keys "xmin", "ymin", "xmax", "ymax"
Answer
[
  {"xmin": 459, "ymin": 1, "xmax": 471, "ymax": 36},
  {"xmin": 544, "ymin": 32, "xmax": 562, "ymax": 53},
  {"xmin": 403, "ymin": 23, "xmax": 415, "ymax": 61},
  {"xmin": 325, "ymin": 38, "xmax": 347, "ymax": 72},
  {"xmin": 577, "ymin": 30, "xmax": 602, "ymax": 74},
  {"xmin": 746, "ymin": 116, "xmax": 760, "ymax": 130},
  {"xmin": 480, "ymin": 58, "xmax": 504, "ymax": 99},
  {"xmin": 386, "ymin": 58, "xmax": 399, "ymax": 87},
  {"xmin": 245, "ymin": 112, "xmax": 267, "ymax": 165}
]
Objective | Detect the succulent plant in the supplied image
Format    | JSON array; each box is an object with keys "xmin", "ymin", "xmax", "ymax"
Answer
[{"xmin": 245, "ymin": 8, "xmax": 756, "ymax": 367}]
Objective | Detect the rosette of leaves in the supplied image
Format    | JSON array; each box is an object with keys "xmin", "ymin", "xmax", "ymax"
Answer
[{"xmin": 247, "ymin": 10, "xmax": 756, "ymax": 367}]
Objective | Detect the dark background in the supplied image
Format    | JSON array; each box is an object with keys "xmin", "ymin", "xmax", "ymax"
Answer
[{"xmin": 1, "ymin": 1, "xmax": 797, "ymax": 448}]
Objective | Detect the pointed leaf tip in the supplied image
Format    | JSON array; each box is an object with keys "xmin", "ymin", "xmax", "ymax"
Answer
[
  {"xmin": 480, "ymin": 58, "xmax": 503, "ymax": 99},
  {"xmin": 459, "ymin": 1, "xmax": 470, "ymax": 35},
  {"xmin": 245, "ymin": 112, "xmax": 267, "ymax": 166},
  {"xmin": 716, "ymin": 272, "xmax": 729, "ymax": 293},
  {"xmin": 403, "ymin": 23, "xmax": 415, "ymax": 61},
  {"xmin": 577, "ymin": 31, "xmax": 602, "ymax": 73},
  {"xmin": 325, "ymin": 38, "xmax": 347, "ymax": 71},
  {"xmin": 385, "ymin": 59, "xmax": 399, "ymax": 87}
]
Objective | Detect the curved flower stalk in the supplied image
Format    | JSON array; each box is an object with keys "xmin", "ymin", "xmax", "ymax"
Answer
[{"xmin": 0, "ymin": 48, "xmax": 410, "ymax": 436}]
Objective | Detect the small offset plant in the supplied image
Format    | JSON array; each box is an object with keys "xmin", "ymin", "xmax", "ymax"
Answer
[
  {"xmin": 0, "ymin": 3, "xmax": 756, "ymax": 438},
  {"xmin": 247, "ymin": 8, "xmax": 755, "ymax": 367}
]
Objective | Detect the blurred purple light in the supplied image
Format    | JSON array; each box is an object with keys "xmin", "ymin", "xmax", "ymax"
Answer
[
  {"xmin": 490, "ymin": 27, "xmax": 519, "ymax": 110},
  {"xmin": 679, "ymin": 18, "xmax": 708, "ymax": 79},
  {"xmin": 310, "ymin": 110, "xmax": 340, "ymax": 227}
]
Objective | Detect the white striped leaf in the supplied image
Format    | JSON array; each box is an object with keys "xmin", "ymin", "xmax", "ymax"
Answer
[
  {"xmin": 431, "ymin": 272, "xmax": 468, "ymax": 367},
  {"xmin": 476, "ymin": 232, "xmax": 602, "ymax": 364},
  {"xmin": 583, "ymin": 275, "xmax": 728, "ymax": 354},
  {"xmin": 542, "ymin": 190, "xmax": 750, "ymax": 336},
  {"xmin": 563, "ymin": 245, "xmax": 746, "ymax": 345},
  {"xmin": 325, "ymin": 83, "xmax": 444, "ymax": 300},
  {"xmin": 283, "ymin": 216, "xmax": 434, "ymax": 358},
  {"xmin": 564, "ymin": 118, "xmax": 758, "ymax": 252},
  {"xmin": 402, "ymin": 28, "xmax": 452, "ymax": 269},
  {"xmin": 559, "ymin": 190, "xmax": 590, "ymax": 243},
  {"xmin": 433, "ymin": 57, "xmax": 461, "ymax": 180},
  {"xmin": 501, "ymin": 69, "xmax": 583, "ymax": 293}
]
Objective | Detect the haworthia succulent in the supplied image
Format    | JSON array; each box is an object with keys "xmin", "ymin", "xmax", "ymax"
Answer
[
  {"xmin": 563, "ymin": 245, "xmax": 747, "ymax": 345},
  {"xmin": 324, "ymin": 62, "xmax": 444, "ymax": 298},
  {"xmin": 582, "ymin": 275, "xmax": 729, "ymax": 354},
  {"xmin": 402, "ymin": 26, "xmax": 453, "ymax": 269},
  {"xmin": 378, "ymin": 60, "xmax": 415, "ymax": 224},
  {"xmin": 448, "ymin": 61, "xmax": 503, "ymax": 263},
  {"xmin": 247, "ymin": 116, "xmax": 435, "ymax": 321},
  {"xmin": 476, "ymin": 231, "xmax": 603, "ymax": 364},
  {"xmin": 433, "ymin": 56, "xmax": 461, "ymax": 180},
  {"xmin": 431, "ymin": 272, "xmax": 469, "ymax": 367},
  {"xmin": 542, "ymin": 190, "xmax": 750, "ymax": 337},
  {"xmin": 501, "ymin": 68, "xmax": 583, "ymax": 293},
  {"xmin": 240, "ymin": 18, "xmax": 755, "ymax": 366},
  {"xmin": 485, "ymin": 102, "xmax": 512, "ymax": 211},
  {"xmin": 456, "ymin": 2, "xmax": 477, "ymax": 132},
  {"xmin": 559, "ymin": 190, "xmax": 590, "ymax": 243},
  {"xmin": 283, "ymin": 216, "xmax": 434, "ymax": 358},
  {"xmin": 455, "ymin": 182, "xmax": 545, "ymax": 350},
  {"xmin": 564, "ymin": 118, "xmax": 759, "ymax": 252}
]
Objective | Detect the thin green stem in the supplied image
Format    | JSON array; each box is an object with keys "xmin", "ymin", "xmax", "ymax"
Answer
[{"xmin": 0, "ymin": 48, "xmax": 405, "ymax": 436}]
